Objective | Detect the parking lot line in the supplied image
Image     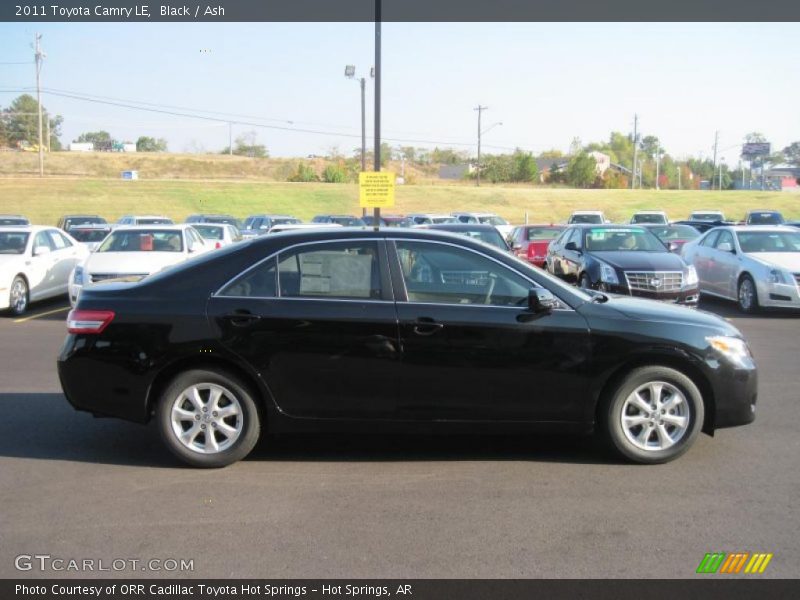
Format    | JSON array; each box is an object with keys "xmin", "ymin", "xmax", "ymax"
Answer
[{"xmin": 13, "ymin": 306, "xmax": 70, "ymax": 323}]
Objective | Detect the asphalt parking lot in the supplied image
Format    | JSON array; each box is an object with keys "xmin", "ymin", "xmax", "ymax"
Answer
[{"xmin": 0, "ymin": 296, "xmax": 798, "ymax": 579}]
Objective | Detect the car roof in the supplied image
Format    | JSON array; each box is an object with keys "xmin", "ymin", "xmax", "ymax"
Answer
[
  {"xmin": 0, "ymin": 225, "xmax": 54, "ymax": 233},
  {"xmin": 426, "ymin": 223, "xmax": 500, "ymax": 231},
  {"xmin": 717, "ymin": 225, "xmax": 797, "ymax": 232},
  {"xmin": 451, "ymin": 211, "xmax": 498, "ymax": 216},
  {"xmin": 632, "ymin": 210, "xmax": 667, "ymax": 214},
  {"xmin": 111, "ymin": 224, "xmax": 192, "ymax": 231},
  {"xmin": 571, "ymin": 210, "xmax": 604, "ymax": 214}
]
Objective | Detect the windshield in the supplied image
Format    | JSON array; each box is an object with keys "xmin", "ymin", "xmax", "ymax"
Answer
[
  {"xmin": 631, "ymin": 213, "xmax": 666, "ymax": 224},
  {"xmin": 449, "ymin": 228, "xmax": 508, "ymax": 250},
  {"xmin": 137, "ymin": 218, "xmax": 173, "ymax": 225},
  {"xmin": 648, "ymin": 225, "xmax": 700, "ymax": 241},
  {"xmin": 272, "ymin": 218, "xmax": 300, "ymax": 226},
  {"xmin": 64, "ymin": 217, "xmax": 105, "ymax": 229},
  {"xmin": 0, "ymin": 218, "xmax": 28, "ymax": 226},
  {"xmin": 584, "ymin": 228, "xmax": 667, "ymax": 252},
  {"xmin": 691, "ymin": 212, "xmax": 723, "ymax": 221},
  {"xmin": 736, "ymin": 231, "xmax": 800, "ymax": 253},
  {"xmin": 478, "ymin": 215, "xmax": 509, "ymax": 226},
  {"xmin": 570, "ymin": 214, "xmax": 603, "ymax": 224},
  {"xmin": 70, "ymin": 229, "xmax": 110, "ymax": 243},
  {"xmin": 432, "ymin": 217, "xmax": 458, "ymax": 224},
  {"xmin": 0, "ymin": 231, "xmax": 29, "ymax": 254},
  {"xmin": 331, "ymin": 217, "xmax": 365, "ymax": 226},
  {"xmin": 193, "ymin": 225, "xmax": 225, "ymax": 240},
  {"xmin": 98, "ymin": 230, "xmax": 183, "ymax": 252},
  {"xmin": 747, "ymin": 212, "xmax": 783, "ymax": 225},
  {"xmin": 204, "ymin": 216, "xmax": 241, "ymax": 227},
  {"xmin": 525, "ymin": 227, "xmax": 563, "ymax": 241}
]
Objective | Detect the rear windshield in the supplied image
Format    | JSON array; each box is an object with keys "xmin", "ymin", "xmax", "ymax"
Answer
[
  {"xmin": 203, "ymin": 216, "xmax": 241, "ymax": 227},
  {"xmin": 98, "ymin": 230, "xmax": 183, "ymax": 252},
  {"xmin": 137, "ymin": 218, "xmax": 173, "ymax": 225},
  {"xmin": 570, "ymin": 214, "xmax": 603, "ymax": 224},
  {"xmin": 64, "ymin": 217, "xmax": 106, "ymax": 229},
  {"xmin": 691, "ymin": 213, "xmax": 723, "ymax": 221},
  {"xmin": 631, "ymin": 213, "xmax": 666, "ymax": 224},
  {"xmin": 525, "ymin": 227, "xmax": 563, "ymax": 241},
  {"xmin": 747, "ymin": 212, "xmax": 783, "ymax": 225},
  {"xmin": 0, "ymin": 218, "xmax": 28, "ymax": 226},
  {"xmin": 0, "ymin": 231, "xmax": 29, "ymax": 254},
  {"xmin": 193, "ymin": 225, "xmax": 225, "ymax": 240},
  {"xmin": 71, "ymin": 229, "xmax": 110, "ymax": 243},
  {"xmin": 478, "ymin": 215, "xmax": 509, "ymax": 226}
]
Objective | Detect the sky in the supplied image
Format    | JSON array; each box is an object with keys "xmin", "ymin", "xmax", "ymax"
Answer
[{"xmin": 0, "ymin": 22, "xmax": 798, "ymax": 164}]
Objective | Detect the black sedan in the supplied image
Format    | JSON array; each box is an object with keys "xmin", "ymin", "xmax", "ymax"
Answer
[
  {"xmin": 546, "ymin": 225, "xmax": 699, "ymax": 305},
  {"xmin": 58, "ymin": 228, "xmax": 755, "ymax": 467}
]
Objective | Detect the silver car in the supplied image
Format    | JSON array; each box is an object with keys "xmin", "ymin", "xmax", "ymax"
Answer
[{"xmin": 681, "ymin": 225, "xmax": 800, "ymax": 313}]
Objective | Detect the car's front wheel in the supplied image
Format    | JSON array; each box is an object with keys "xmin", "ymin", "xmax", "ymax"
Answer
[
  {"xmin": 157, "ymin": 368, "xmax": 261, "ymax": 467},
  {"xmin": 602, "ymin": 366, "xmax": 704, "ymax": 464},
  {"xmin": 8, "ymin": 275, "xmax": 28, "ymax": 316},
  {"xmin": 737, "ymin": 275, "xmax": 759, "ymax": 314}
]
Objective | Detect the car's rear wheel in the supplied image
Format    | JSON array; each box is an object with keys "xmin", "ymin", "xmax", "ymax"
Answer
[
  {"xmin": 602, "ymin": 366, "xmax": 704, "ymax": 464},
  {"xmin": 157, "ymin": 368, "xmax": 261, "ymax": 467},
  {"xmin": 8, "ymin": 275, "xmax": 28, "ymax": 316},
  {"xmin": 737, "ymin": 275, "xmax": 759, "ymax": 314}
]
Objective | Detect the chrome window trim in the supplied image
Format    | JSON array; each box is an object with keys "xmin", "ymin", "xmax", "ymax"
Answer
[
  {"xmin": 213, "ymin": 237, "xmax": 383, "ymax": 299},
  {"xmin": 389, "ymin": 237, "xmax": 574, "ymax": 312}
]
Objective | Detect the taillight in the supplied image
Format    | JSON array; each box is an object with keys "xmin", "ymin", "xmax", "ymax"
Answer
[
  {"xmin": 527, "ymin": 244, "xmax": 537, "ymax": 258},
  {"xmin": 215, "ymin": 241, "xmax": 222, "ymax": 249},
  {"xmin": 67, "ymin": 309, "xmax": 115, "ymax": 334}
]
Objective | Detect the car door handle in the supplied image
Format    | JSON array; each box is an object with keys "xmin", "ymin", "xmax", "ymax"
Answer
[
  {"xmin": 412, "ymin": 317, "xmax": 444, "ymax": 336},
  {"xmin": 223, "ymin": 310, "xmax": 261, "ymax": 327}
]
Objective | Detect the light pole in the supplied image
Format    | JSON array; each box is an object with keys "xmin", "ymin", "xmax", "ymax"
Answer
[
  {"xmin": 655, "ymin": 144, "xmax": 661, "ymax": 190},
  {"xmin": 34, "ymin": 33, "xmax": 45, "ymax": 177},
  {"xmin": 719, "ymin": 157, "xmax": 725, "ymax": 191},
  {"xmin": 345, "ymin": 64, "xmax": 372, "ymax": 216}
]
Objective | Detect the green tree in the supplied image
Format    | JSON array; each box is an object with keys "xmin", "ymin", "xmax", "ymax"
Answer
[
  {"xmin": 231, "ymin": 131, "xmax": 268, "ymax": 158},
  {"xmin": 76, "ymin": 130, "xmax": 112, "ymax": 144},
  {"xmin": 136, "ymin": 136, "xmax": 168, "ymax": 152},
  {"xmin": 2, "ymin": 94, "xmax": 62, "ymax": 149},
  {"xmin": 511, "ymin": 149, "xmax": 538, "ymax": 182},
  {"xmin": 322, "ymin": 164, "xmax": 347, "ymax": 183},
  {"xmin": 781, "ymin": 142, "xmax": 800, "ymax": 166},
  {"xmin": 288, "ymin": 162, "xmax": 319, "ymax": 182},
  {"xmin": 565, "ymin": 153, "xmax": 597, "ymax": 188},
  {"xmin": 745, "ymin": 132, "xmax": 767, "ymax": 143}
]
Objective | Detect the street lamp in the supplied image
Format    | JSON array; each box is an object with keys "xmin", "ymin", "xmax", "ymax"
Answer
[{"xmin": 345, "ymin": 65, "xmax": 372, "ymax": 215}]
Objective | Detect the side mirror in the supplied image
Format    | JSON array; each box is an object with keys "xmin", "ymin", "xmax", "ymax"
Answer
[
  {"xmin": 717, "ymin": 242, "xmax": 734, "ymax": 253},
  {"xmin": 33, "ymin": 245, "xmax": 51, "ymax": 257},
  {"xmin": 564, "ymin": 241, "xmax": 580, "ymax": 252},
  {"xmin": 512, "ymin": 243, "xmax": 523, "ymax": 250},
  {"xmin": 668, "ymin": 241, "xmax": 679, "ymax": 253},
  {"xmin": 528, "ymin": 288, "xmax": 557, "ymax": 313}
]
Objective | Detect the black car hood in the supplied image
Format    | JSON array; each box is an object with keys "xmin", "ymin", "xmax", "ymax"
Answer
[
  {"xmin": 592, "ymin": 295, "xmax": 740, "ymax": 335},
  {"xmin": 590, "ymin": 251, "xmax": 684, "ymax": 270}
]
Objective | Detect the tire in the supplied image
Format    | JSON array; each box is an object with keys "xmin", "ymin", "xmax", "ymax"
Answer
[
  {"xmin": 602, "ymin": 366, "xmax": 704, "ymax": 464},
  {"xmin": 156, "ymin": 368, "xmax": 261, "ymax": 467},
  {"xmin": 8, "ymin": 275, "xmax": 28, "ymax": 316},
  {"xmin": 579, "ymin": 273, "xmax": 592, "ymax": 290},
  {"xmin": 737, "ymin": 275, "xmax": 759, "ymax": 314}
]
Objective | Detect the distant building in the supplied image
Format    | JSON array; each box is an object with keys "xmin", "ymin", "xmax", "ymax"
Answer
[
  {"xmin": 766, "ymin": 166, "xmax": 800, "ymax": 191},
  {"xmin": 587, "ymin": 151, "xmax": 611, "ymax": 175},
  {"xmin": 69, "ymin": 142, "xmax": 94, "ymax": 152}
]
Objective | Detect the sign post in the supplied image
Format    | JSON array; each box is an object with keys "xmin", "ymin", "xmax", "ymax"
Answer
[{"xmin": 359, "ymin": 172, "xmax": 395, "ymax": 229}]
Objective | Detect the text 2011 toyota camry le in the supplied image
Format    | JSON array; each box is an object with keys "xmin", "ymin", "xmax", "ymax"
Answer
[{"xmin": 58, "ymin": 228, "xmax": 757, "ymax": 467}]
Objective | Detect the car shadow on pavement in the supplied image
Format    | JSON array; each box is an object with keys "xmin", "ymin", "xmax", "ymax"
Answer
[
  {"xmin": 698, "ymin": 296, "xmax": 800, "ymax": 320},
  {"xmin": 1, "ymin": 297, "xmax": 71, "ymax": 322},
  {"xmin": 0, "ymin": 393, "xmax": 619, "ymax": 467}
]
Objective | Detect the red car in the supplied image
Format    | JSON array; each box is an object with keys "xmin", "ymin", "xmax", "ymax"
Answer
[
  {"xmin": 508, "ymin": 225, "xmax": 565, "ymax": 267},
  {"xmin": 642, "ymin": 224, "xmax": 701, "ymax": 253}
]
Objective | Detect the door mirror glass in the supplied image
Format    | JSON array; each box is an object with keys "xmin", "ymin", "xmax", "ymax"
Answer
[
  {"xmin": 717, "ymin": 242, "xmax": 734, "ymax": 253},
  {"xmin": 564, "ymin": 241, "xmax": 579, "ymax": 251},
  {"xmin": 528, "ymin": 288, "xmax": 556, "ymax": 313}
]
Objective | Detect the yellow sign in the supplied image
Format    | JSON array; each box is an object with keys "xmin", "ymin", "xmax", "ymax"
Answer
[{"xmin": 359, "ymin": 172, "xmax": 395, "ymax": 208}]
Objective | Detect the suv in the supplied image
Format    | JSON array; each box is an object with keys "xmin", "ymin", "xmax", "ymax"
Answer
[
  {"xmin": 117, "ymin": 215, "xmax": 174, "ymax": 225},
  {"xmin": 630, "ymin": 210, "xmax": 668, "ymax": 225},
  {"xmin": 744, "ymin": 210, "xmax": 784, "ymax": 226},
  {"xmin": 57, "ymin": 215, "xmax": 107, "ymax": 231},
  {"xmin": 567, "ymin": 211, "xmax": 608, "ymax": 225},
  {"xmin": 451, "ymin": 212, "xmax": 513, "ymax": 237}
]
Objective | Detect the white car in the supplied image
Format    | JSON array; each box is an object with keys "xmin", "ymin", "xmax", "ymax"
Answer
[
  {"xmin": 69, "ymin": 225, "xmax": 210, "ymax": 306},
  {"xmin": 0, "ymin": 226, "xmax": 89, "ymax": 315},
  {"xmin": 630, "ymin": 210, "xmax": 669, "ymax": 225},
  {"xmin": 406, "ymin": 213, "xmax": 459, "ymax": 226},
  {"xmin": 451, "ymin": 212, "xmax": 514, "ymax": 237},
  {"xmin": 192, "ymin": 223, "xmax": 243, "ymax": 249},
  {"xmin": 681, "ymin": 225, "xmax": 800, "ymax": 312},
  {"xmin": 568, "ymin": 210, "xmax": 608, "ymax": 224}
]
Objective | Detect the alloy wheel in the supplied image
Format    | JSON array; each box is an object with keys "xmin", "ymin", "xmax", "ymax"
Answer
[
  {"xmin": 620, "ymin": 381, "xmax": 690, "ymax": 451},
  {"xmin": 10, "ymin": 278, "xmax": 27, "ymax": 314},
  {"xmin": 170, "ymin": 383, "xmax": 243, "ymax": 454},
  {"xmin": 739, "ymin": 278, "xmax": 755, "ymax": 311}
]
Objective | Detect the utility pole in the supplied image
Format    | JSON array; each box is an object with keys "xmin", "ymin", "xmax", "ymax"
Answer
[
  {"xmin": 719, "ymin": 158, "xmax": 724, "ymax": 190},
  {"xmin": 373, "ymin": 0, "xmax": 381, "ymax": 228},
  {"xmin": 474, "ymin": 105, "xmax": 488, "ymax": 187},
  {"xmin": 677, "ymin": 163, "xmax": 681, "ymax": 190},
  {"xmin": 34, "ymin": 33, "xmax": 44, "ymax": 177},
  {"xmin": 631, "ymin": 114, "xmax": 638, "ymax": 189},
  {"xmin": 711, "ymin": 130, "xmax": 719, "ymax": 190},
  {"xmin": 655, "ymin": 143, "xmax": 660, "ymax": 190},
  {"xmin": 228, "ymin": 122, "xmax": 232, "ymax": 155},
  {"xmin": 46, "ymin": 117, "xmax": 50, "ymax": 151}
]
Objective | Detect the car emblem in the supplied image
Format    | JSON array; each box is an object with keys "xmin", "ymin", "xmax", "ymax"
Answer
[{"xmin": 650, "ymin": 278, "xmax": 662, "ymax": 287}]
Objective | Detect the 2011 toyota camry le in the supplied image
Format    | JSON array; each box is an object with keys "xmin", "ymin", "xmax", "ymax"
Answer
[{"xmin": 58, "ymin": 228, "xmax": 757, "ymax": 467}]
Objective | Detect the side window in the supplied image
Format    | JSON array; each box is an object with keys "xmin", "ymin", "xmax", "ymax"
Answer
[
  {"xmin": 278, "ymin": 242, "xmax": 381, "ymax": 300},
  {"xmin": 714, "ymin": 230, "xmax": 734, "ymax": 250},
  {"xmin": 48, "ymin": 230, "xmax": 72, "ymax": 249},
  {"xmin": 219, "ymin": 258, "xmax": 277, "ymax": 298},
  {"xmin": 396, "ymin": 241, "xmax": 531, "ymax": 307},
  {"xmin": 33, "ymin": 231, "xmax": 55, "ymax": 252},
  {"xmin": 566, "ymin": 228, "xmax": 582, "ymax": 248},
  {"xmin": 701, "ymin": 230, "xmax": 720, "ymax": 247}
]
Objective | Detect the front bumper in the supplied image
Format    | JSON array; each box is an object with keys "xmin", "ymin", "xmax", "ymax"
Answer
[
  {"xmin": 756, "ymin": 279, "xmax": 800, "ymax": 309},
  {"xmin": 706, "ymin": 356, "xmax": 758, "ymax": 429},
  {"xmin": 602, "ymin": 282, "xmax": 700, "ymax": 306}
]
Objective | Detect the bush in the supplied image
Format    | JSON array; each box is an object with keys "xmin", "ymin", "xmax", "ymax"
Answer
[
  {"xmin": 322, "ymin": 164, "xmax": 347, "ymax": 183},
  {"xmin": 288, "ymin": 162, "xmax": 319, "ymax": 182}
]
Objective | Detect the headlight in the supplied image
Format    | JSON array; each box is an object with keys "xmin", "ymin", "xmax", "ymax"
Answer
[
  {"xmin": 684, "ymin": 265, "xmax": 698, "ymax": 287},
  {"xmin": 599, "ymin": 262, "xmax": 619, "ymax": 284},
  {"xmin": 767, "ymin": 269, "xmax": 790, "ymax": 284},
  {"xmin": 72, "ymin": 266, "xmax": 83, "ymax": 285},
  {"xmin": 707, "ymin": 336, "xmax": 752, "ymax": 367}
]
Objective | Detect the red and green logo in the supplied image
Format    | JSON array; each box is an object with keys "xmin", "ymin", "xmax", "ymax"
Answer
[{"xmin": 696, "ymin": 552, "xmax": 773, "ymax": 574}]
